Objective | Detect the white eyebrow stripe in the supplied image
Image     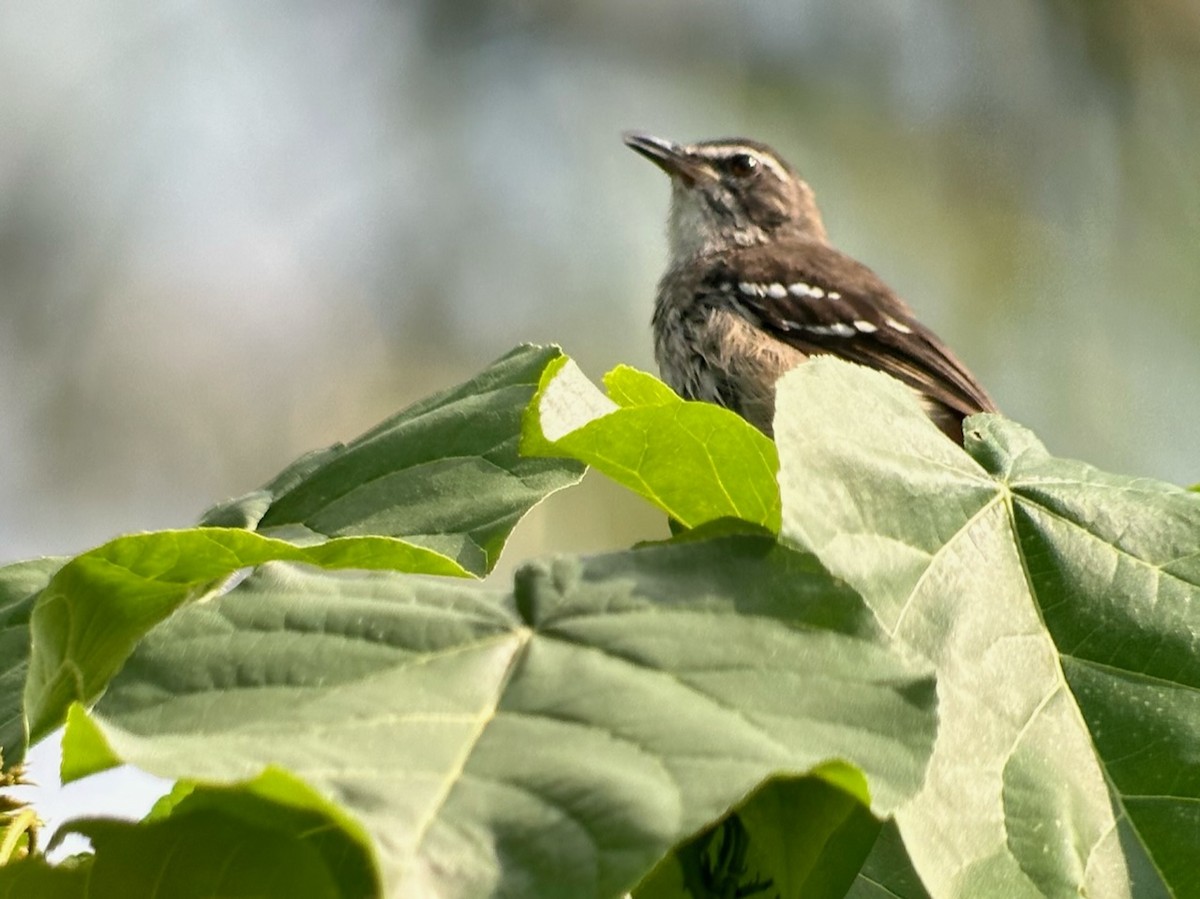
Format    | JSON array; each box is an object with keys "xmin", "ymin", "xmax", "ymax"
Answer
[
  {"xmin": 706, "ymin": 144, "xmax": 792, "ymax": 182},
  {"xmin": 759, "ymin": 156, "xmax": 790, "ymax": 181}
]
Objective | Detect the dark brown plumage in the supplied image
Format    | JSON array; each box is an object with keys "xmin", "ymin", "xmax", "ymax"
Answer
[{"xmin": 624, "ymin": 132, "xmax": 996, "ymax": 443}]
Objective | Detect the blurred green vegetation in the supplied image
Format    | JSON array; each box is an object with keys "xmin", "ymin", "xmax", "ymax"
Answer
[{"xmin": 1, "ymin": 0, "xmax": 1198, "ymax": 564}]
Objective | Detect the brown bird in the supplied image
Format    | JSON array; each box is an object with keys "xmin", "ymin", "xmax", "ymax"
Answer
[{"xmin": 624, "ymin": 132, "xmax": 996, "ymax": 443}]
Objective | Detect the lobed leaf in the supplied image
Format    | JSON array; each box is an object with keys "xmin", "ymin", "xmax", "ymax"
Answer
[
  {"xmin": 775, "ymin": 357, "xmax": 1200, "ymax": 899},
  {"xmin": 61, "ymin": 537, "xmax": 936, "ymax": 898}
]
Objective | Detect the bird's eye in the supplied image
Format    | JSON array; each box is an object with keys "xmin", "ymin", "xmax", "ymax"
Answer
[{"xmin": 726, "ymin": 153, "xmax": 759, "ymax": 177}]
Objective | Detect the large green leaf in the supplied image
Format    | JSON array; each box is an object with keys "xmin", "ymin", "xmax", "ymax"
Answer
[
  {"xmin": 204, "ymin": 344, "xmax": 586, "ymax": 575},
  {"xmin": 8, "ymin": 346, "xmax": 585, "ymax": 766},
  {"xmin": 774, "ymin": 358, "xmax": 1199, "ymax": 898},
  {"xmin": 522, "ymin": 359, "xmax": 780, "ymax": 531},
  {"xmin": 61, "ymin": 538, "xmax": 936, "ymax": 898}
]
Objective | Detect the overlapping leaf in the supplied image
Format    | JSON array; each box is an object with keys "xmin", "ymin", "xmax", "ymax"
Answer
[
  {"xmin": 4, "ymin": 346, "xmax": 584, "ymax": 768},
  {"xmin": 8, "ymin": 347, "xmax": 1196, "ymax": 899},
  {"xmin": 20, "ymin": 527, "xmax": 465, "ymax": 760},
  {"xmin": 774, "ymin": 357, "xmax": 1200, "ymax": 898},
  {"xmin": 60, "ymin": 539, "xmax": 936, "ymax": 899},
  {"xmin": 635, "ymin": 766, "xmax": 885, "ymax": 899},
  {"xmin": 204, "ymin": 344, "xmax": 586, "ymax": 575},
  {"xmin": 0, "ymin": 558, "xmax": 65, "ymax": 766},
  {"xmin": 522, "ymin": 359, "xmax": 780, "ymax": 531}
]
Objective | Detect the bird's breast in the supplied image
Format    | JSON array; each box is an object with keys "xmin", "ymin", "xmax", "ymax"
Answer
[{"xmin": 653, "ymin": 272, "xmax": 806, "ymax": 436}]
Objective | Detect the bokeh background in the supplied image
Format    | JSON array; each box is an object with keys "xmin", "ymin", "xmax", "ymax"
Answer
[{"xmin": 5, "ymin": 0, "xmax": 1199, "ymax": 845}]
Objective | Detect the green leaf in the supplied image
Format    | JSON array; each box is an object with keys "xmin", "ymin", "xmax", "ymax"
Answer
[
  {"xmin": 159, "ymin": 768, "xmax": 377, "ymax": 896},
  {"xmin": 775, "ymin": 357, "xmax": 1200, "ymax": 898},
  {"xmin": 635, "ymin": 766, "xmax": 884, "ymax": 899},
  {"xmin": 846, "ymin": 822, "xmax": 931, "ymax": 899},
  {"xmin": 61, "ymin": 811, "xmax": 343, "ymax": 899},
  {"xmin": 64, "ymin": 537, "xmax": 936, "ymax": 899},
  {"xmin": 0, "ymin": 558, "xmax": 66, "ymax": 768},
  {"xmin": 10, "ymin": 347, "xmax": 584, "ymax": 764},
  {"xmin": 522, "ymin": 360, "xmax": 781, "ymax": 531},
  {"xmin": 12, "ymin": 769, "xmax": 376, "ymax": 898},
  {"xmin": 24, "ymin": 527, "xmax": 466, "ymax": 752},
  {"xmin": 0, "ymin": 854, "xmax": 92, "ymax": 897},
  {"xmin": 203, "ymin": 344, "xmax": 586, "ymax": 575}
]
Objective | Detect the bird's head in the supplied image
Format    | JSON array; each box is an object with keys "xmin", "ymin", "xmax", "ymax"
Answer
[{"xmin": 623, "ymin": 132, "xmax": 827, "ymax": 261}]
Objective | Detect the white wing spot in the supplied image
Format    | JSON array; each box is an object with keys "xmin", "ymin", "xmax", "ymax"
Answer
[
  {"xmin": 885, "ymin": 317, "xmax": 913, "ymax": 334},
  {"xmin": 766, "ymin": 282, "xmax": 788, "ymax": 299},
  {"xmin": 805, "ymin": 322, "xmax": 856, "ymax": 337},
  {"xmin": 738, "ymin": 281, "xmax": 765, "ymax": 297},
  {"xmin": 788, "ymin": 282, "xmax": 837, "ymax": 300},
  {"xmin": 854, "ymin": 320, "xmax": 878, "ymax": 333}
]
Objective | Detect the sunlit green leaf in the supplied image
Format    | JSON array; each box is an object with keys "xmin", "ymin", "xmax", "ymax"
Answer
[
  {"xmin": 775, "ymin": 357, "xmax": 1200, "ymax": 899},
  {"xmin": 25, "ymin": 527, "xmax": 465, "ymax": 750},
  {"xmin": 522, "ymin": 360, "xmax": 780, "ymax": 531}
]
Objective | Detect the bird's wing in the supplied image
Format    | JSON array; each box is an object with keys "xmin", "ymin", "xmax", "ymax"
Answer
[{"xmin": 705, "ymin": 243, "xmax": 997, "ymax": 418}]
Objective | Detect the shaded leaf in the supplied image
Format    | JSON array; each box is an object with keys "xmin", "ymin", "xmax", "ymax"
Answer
[
  {"xmin": 62, "ymin": 811, "xmax": 342, "ymax": 899},
  {"xmin": 203, "ymin": 344, "xmax": 586, "ymax": 575},
  {"xmin": 0, "ymin": 853, "xmax": 91, "ymax": 897},
  {"xmin": 0, "ymin": 558, "xmax": 66, "ymax": 768},
  {"xmin": 636, "ymin": 765, "xmax": 883, "ymax": 899},
  {"xmin": 845, "ymin": 822, "xmax": 931, "ymax": 899}
]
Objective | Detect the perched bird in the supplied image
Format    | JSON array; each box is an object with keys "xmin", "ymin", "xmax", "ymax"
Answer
[{"xmin": 623, "ymin": 132, "xmax": 996, "ymax": 443}]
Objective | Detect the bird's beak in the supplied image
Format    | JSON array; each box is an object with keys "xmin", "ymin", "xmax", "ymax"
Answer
[{"xmin": 622, "ymin": 132, "xmax": 710, "ymax": 186}]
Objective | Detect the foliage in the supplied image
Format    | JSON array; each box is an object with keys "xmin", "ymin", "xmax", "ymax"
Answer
[{"xmin": 0, "ymin": 344, "xmax": 1196, "ymax": 898}]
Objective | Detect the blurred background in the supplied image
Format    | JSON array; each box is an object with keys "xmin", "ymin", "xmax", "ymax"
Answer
[{"xmin": 4, "ymin": 0, "xmax": 1200, "ymax": 840}]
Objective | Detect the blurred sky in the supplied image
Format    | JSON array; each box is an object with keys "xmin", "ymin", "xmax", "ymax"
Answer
[{"xmin": 5, "ymin": 0, "xmax": 1200, "ymax": 844}]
